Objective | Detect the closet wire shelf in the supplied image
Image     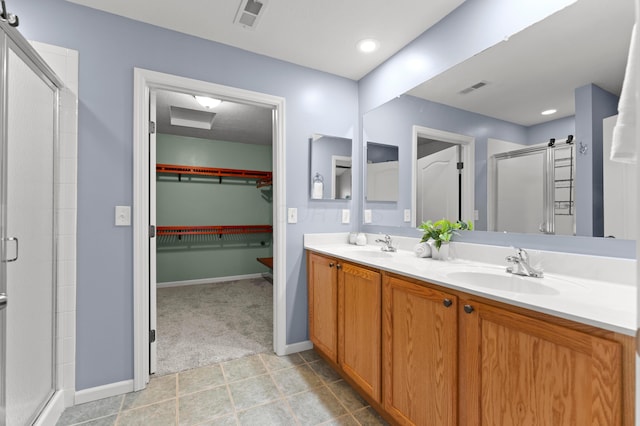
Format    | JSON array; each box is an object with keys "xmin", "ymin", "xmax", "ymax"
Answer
[
  {"xmin": 156, "ymin": 163, "xmax": 272, "ymax": 187},
  {"xmin": 157, "ymin": 225, "xmax": 273, "ymax": 240}
]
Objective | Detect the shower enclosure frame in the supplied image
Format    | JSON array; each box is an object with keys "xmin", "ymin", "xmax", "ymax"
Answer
[{"xmin": 490, "ymin": 142, "xmax": 575, "ymax": 235}]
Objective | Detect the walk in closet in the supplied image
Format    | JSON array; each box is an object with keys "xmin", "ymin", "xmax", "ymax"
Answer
[{"xmin": 153, "ymin": 89, "xmax": 274, "ymax": 375}]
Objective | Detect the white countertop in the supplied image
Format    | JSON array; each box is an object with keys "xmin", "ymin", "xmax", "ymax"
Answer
[{"xmin": 304, "ymin": 233, "xmax": 637, "ymax": 336}]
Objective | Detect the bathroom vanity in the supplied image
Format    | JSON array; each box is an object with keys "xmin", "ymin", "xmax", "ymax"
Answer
[{"xmin": 305, "ymin": 233, "xmax": 635, "ymax": 426}]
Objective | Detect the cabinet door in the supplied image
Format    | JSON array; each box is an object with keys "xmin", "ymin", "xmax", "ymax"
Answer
[
  {"xmin": 460, "ymin": 300, "xmax": 622, "ymax": 426},
  {"xmin": 338, "ymin": 262, "xmax": 382, "ymax": 402},
  {"xmin": 383, "ymin": 275, "xmax": 458, "ymax": 426},
  {"xmin": 307, "ymin": 252, "xmax": 338, "ymax": 362}
]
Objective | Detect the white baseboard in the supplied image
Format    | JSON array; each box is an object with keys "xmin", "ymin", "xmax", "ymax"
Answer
[
  {"xmin": 282, "ymin": 340, "xmax": 313, "ymax": 355},
  {"xmin": 34, "ymin": 390, "xmax": 66, "ymax": 426},
  {"xmin": 157, "ymin": 273, "xmax": 264, "ymax": 288},
  {"xmin": 74, "ymin": 380, "xmax": 134, "ymax": 405}
]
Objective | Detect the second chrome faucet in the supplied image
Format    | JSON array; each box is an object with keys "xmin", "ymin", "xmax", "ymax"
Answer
[{"xmin": 375, "ymin": 234, "xmax": 397, "ymax": 252}]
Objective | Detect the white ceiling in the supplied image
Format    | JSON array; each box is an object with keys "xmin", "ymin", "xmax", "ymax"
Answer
[
  {"xmin": 68, "ymin": 0, "xmax": 636, "ymax": 138},
  {"xmin": 407, "ymin": 0, "xmax": 635, "ymax": 126},
  {"xmin": 65, "ymin": 0, "xmax": 465, "ymax": 80}
]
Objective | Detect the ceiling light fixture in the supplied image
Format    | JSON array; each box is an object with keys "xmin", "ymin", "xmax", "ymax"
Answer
[
  {"xmin": 195, "ymin": 96, "xmax": 222, "ymax": 109},
  {"xmin": 541, "ymin": 109, "xmax": 557, "ymax": 116},
  {"xmin": 357, "ymin": 39, "xmax": 379, "ymax": 53}
]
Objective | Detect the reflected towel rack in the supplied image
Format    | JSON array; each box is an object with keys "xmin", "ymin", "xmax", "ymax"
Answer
[{"xmin": 156, "ymin": 163, "xmax": 272, "ymax": 187}]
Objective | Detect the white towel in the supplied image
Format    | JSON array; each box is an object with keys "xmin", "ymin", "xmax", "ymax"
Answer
[
  {"xmin": 311, "ymin": 181, "xmax": 323, "ymax": 199},
  {"xmin": 413, "ymin": 242, "xmax": 432, "ymax": 258},
  {"xmin": 611, "ymin": 23, "xmax": 638, "ymax": 164}
]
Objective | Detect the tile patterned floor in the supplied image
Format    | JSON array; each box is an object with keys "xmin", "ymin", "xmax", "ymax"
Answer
[{"xmin": 56, "ymin": 351, "xmax": 389, "ymax": 426}]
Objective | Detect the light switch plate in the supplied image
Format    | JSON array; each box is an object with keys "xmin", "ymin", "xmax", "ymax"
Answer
[
  {"xmin": 287, "ymin": 207, "xmax": 298, "ymax": 224},
  {"xmin": 341, "ymin": 209, "xmax": 350, "ymax": 224},
  {"xmin": 404, "ymin": 209, "xmax": 411, "ymax": 222},
  {"xmin": 364, "ymin": 209, "xmax": 372, "ymax": 224},
  {"xmin": 115, "ymin": 205, "xmax": 131, "ymax": 226}
]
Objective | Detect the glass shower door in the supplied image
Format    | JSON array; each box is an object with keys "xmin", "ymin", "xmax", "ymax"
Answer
[{"xmin": 1, "ymin": 39, "xmax": 57, "ymax": 425}]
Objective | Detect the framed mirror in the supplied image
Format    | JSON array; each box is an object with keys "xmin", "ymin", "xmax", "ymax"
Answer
[
  {"xmin": 309, "ymin": 134, "xmax": 352, "ymax": 200},
  {"xmin": 361, "ymin": 0, "xmax": 634, "ymax": 242}
]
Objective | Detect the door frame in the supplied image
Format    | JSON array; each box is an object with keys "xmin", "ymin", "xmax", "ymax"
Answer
[
  {"xmin": 132, "ymin": 68, "xmax": 286, "ymax": 390},
  {"xmin": 411, "ymin": 125, "xmax": 474, "ymax": 227}
]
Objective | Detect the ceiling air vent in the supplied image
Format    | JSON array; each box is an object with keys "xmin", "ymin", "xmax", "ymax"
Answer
[
  {"xmin": 234, "ymin": 0, "xmax": 268, "ymax": 30},
  {"xmin": 459, "ymin": 81, "xmax": 489, "ymax": 95}
]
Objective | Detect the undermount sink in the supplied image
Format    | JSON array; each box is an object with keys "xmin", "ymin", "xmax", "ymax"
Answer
[{"xmin": 445, "ymin": 271, "xmax": 563, "ymax": 295}]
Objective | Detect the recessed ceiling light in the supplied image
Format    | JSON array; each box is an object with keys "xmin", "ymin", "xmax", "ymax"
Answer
[
  {"xmin": 541, "ymin": 109, "xmax": 557, "ymax": 116},
  {"xmin": 194, "ymin": 96, "xmax": 222, "ymax": 109},
  {"xmin": 357, "ymin": 39, "xmax": 379, "ymax": 53}
]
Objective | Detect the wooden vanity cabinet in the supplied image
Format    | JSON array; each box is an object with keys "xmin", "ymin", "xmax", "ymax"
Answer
[
  {"xmin": 307, "ymin": 252, "xmax": 383, "ymax": 402},
  {"xmin": 458, "ymin": 299, "xmax": 625, "ymax": 426},
  {"xmin": 339, "ymin": 261, "xmax": 382, "ymax": 403},
  {"xmin": 307, "ymin": 252, "xmax": 339, "ymax": 362},
  {"xmin": 307, "ymin": 252, "xmax": 634, "ymax": 426},
  {"xmin": 382, "ymin": 274, "xmax": 458, "ymax": 426}
]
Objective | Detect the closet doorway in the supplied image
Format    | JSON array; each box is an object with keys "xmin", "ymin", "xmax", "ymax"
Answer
[{"xmin": 133, "ymin": 69, "xmax": 286, "ymax": 390}]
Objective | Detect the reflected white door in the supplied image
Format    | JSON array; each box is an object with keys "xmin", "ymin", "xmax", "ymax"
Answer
[
  {"xmin": 416, "ymin": 145, "xmax": 458, "ymax": 224},
  {"xmin": 4, "ymin": 45, "xmax": 57, "ymax": 425},
  {"xmin": 366, "ymin": 161, "xmax": 399, "ymax": 202}
]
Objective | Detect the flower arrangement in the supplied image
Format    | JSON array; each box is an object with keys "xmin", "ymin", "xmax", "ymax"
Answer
[{"xmin": 418, "ymin": 218, "xmax": 473, "ymax": 250}]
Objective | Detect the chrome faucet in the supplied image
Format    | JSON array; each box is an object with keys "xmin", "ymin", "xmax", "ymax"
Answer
[
  {"xmin": 505, "ymin": 248, "xmax": 543, "ymax": 278},
  {"xmin": 375, "ymin": 234, "xmax": 396, "ymax": 252}
]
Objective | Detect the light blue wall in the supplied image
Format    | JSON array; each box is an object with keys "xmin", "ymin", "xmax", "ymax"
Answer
[
  {"xmin": 575, "ymin": 84, "xmax": 619, "ymax": 237},
  {"xmin": 16, "ymin": 0, "xmax": 358, "ymax": 390}
]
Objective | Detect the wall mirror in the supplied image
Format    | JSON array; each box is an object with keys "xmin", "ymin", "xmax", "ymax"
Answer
[
  {"xmin": 366, "ymin": 142, "xmax": 399, "ymax": 202},
  {"xmin": 361, "ymin": 0, "xmax": 635, "ymax": 242},
  {"xmin": 309, "ymin": 134, "xmax": 352, "ymax": 200}
]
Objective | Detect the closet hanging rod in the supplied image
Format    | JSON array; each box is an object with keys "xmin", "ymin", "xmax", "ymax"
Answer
[{"xmin": 157, "ymin": 225, "xmax": 273, "ymax": 236}]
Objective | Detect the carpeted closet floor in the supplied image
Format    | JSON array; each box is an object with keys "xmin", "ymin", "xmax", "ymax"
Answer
[{"xmin": 156, "ymin": 277, "xmax": 273, "ymax": 376}]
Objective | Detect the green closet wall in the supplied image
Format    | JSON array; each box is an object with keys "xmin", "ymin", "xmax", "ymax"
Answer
[{"xmin": 156, "ymin": 134, "xmax": 273, "ymax": 283}]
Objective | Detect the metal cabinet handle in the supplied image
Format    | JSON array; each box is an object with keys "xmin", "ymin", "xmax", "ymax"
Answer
[
  {"xmin": 329, "ymin": 262, "xmax": 335, "ymax": 268},
  {"xmin": 336, "ymin": 264, "xmax": 342, "ymax": 270},
  {"xmin": 463, "ymin": 304, "xmax": 474, "ymax": 314},
  {"xmin": 0, "ymin": 293, "xmax": 6, "ymax": 310},
  {"xmin": 443, "ymin": 299, "xmax": 453, "ymax": 307},
  {"xmin": 5, "ymin": 237, "xmax": 18, "ymax": 262}
]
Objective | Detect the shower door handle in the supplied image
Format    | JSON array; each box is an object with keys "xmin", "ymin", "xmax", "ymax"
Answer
[
  {"xmin": 5, "ymin": 236, "xmax": 18, "ymax": 262},
  {"xmin": 0, "ymin": 293, "xmax": 6, "ymax": 310}
]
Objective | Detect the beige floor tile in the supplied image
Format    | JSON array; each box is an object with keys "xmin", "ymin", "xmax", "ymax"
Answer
[
  {"xmin": 299, "ymin": 349, "xmax": 322, "ymax": 363},
  {"xmin": 228, "ymin": 374, "xmax": 281, "ymax": 411},
  {"xmin": 309, "ymin": 359, "xmax": 342, "ymax": 384},
  {"xmin": 118, "ymin": 400, "xmax": 177, "ymax": 426},
  {"xmin": 287, "ymin": 386, "xmax": 347, "ymax": 425},
  {"xmin": 221, "ymin": 355, "xmax": 266, "ymax": 383},
  {"xmin": 122, "ymin": 374, "xmax": 177, "ymax": 410},
  {"xmin": 323, "ymin": 414, "xmax": 361, "ymax": 426},
  {"xmin": 236, "ymin": 400, "xmax": 296, "ymax": 425},
  {"xmin": 55, "ymin": 395, "xmax": 122, "ymax": 425},
  {"xmin": 352, "ymin": 407, "xmax": 389, "ymax": 425},
  {"xmin": 271, "ymin": 364, "xmax": 323, "ymax": 395},
  {"xmin": 260, "ymin": 352, "xmax": 305, "ymax": 371},
  {"xmin": 178, "ymin": 385, "xmax": 233, "ymax": 425},
  {"xmin": 196, "ymin": 413, "xmax": 238, "ymax": 425},
  {"xmin": 328, "ymin": 380, "xmax": 369, "ymax": 412},
  {"xmin": 178, "ymin": 364, "xmax": 225, "ymax": 395}
]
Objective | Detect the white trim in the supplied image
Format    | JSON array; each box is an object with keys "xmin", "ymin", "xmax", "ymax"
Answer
[
  {"xmin": 411, "ymin": 126, "xmax": 475, "ymax": 226},
  {"xmin": 133, "ymin": 68, "xmax": 286, "ymax": 390},
  {"xmin": 283, "ymin": 340, "xmax": 313, "ymax": 355},
  {"xmin": 33, "ymin": 390, "xmax": 66, "ymax": 426},
  {"xmin": 157, "ymin": 274, "xmax": 264, "ymax": 289},
  {"xmin": 73, "ymin": 380, "xmax": 134, "ymax": 405}
]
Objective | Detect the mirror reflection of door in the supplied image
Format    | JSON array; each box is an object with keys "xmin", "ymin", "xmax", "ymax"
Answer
[
  {"xmin": 416, "ymin": 143, "xmax": 459, "ymax": 224},
  {"xmin": 332, "ymin": 155, "xmax": 352, "ymax": 199}
]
